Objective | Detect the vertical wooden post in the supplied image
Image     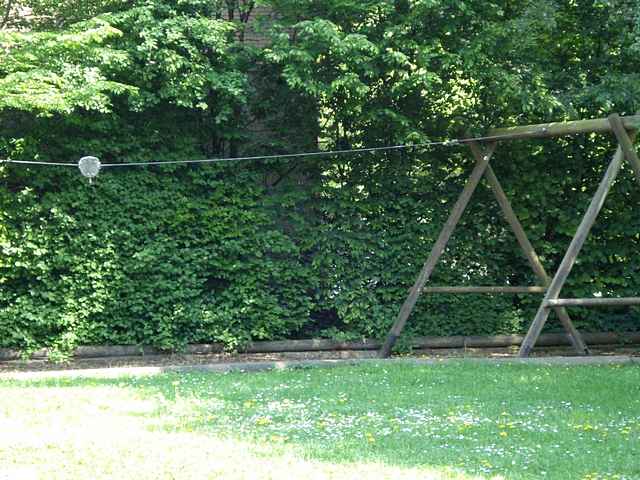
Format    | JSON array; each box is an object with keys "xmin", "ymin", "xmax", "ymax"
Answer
[
  {"xmin": 470, "ymin": 147, "xmax": 589, "ymax": 355},
  {"xmin": 378, "ymin": 143, "xmax": 497, "ymax": 357},
  {"xmin": 519, "ymin": 126, "xmax": 636, "ymax": 356}
]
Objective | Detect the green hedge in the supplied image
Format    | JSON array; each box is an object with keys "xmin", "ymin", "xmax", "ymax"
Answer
[
  {"xmin": 1, "ymin": 0, "xmax": 639, "ymax": 358},
  {"xmin": 2, "ymin": 135, "xmax": 639, "ymax": 358}
]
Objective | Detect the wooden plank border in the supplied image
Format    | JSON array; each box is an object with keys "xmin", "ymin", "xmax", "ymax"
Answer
[{"xmin": 2, "ymin": 332, "xmax": 640, "ymax": 362}]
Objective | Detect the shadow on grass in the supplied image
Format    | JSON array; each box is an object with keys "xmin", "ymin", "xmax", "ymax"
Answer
[{"xmin": 3, "ymin": 362, "xmax": 640, "ymax": 479}]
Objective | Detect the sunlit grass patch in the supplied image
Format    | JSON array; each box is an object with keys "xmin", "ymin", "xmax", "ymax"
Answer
[{"xmin": 0, "ymin": 361, "xmax": 638, "ymax": 479}]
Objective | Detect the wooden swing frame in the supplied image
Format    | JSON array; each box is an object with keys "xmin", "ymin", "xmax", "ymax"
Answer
[{"xmin": 379, "ymin": 113, "xmax": 640, "ymax": 358}]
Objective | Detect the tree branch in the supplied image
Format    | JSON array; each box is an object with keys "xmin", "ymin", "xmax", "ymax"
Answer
[
  {"xmin": 0, "ymin": 0, "xmax": 17, "ymax": 30},
  {"xmin": 1, "ymin": 0, "xmax": 14, "ymax": 29}
]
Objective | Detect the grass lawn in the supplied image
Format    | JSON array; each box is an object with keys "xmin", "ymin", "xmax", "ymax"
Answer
[{"xmin": 0, "ymin": 361, "xmax": 638, "ymax": 479}]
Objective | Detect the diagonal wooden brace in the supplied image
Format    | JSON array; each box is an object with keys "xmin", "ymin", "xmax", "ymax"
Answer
[
  {"xmin": 608, "ymin": 113, "xmax": 640, "ymax": 185},
  {"xmin": 519, "ymin": 124, "xmax": 637, "ymax": 357},
  {"xmin": 468, "ymin": 144, "xmax": 589, "ymax": 355},
  {"xmin": 378, "ymin": 143, "xmax": 497, "ymax": 357}
]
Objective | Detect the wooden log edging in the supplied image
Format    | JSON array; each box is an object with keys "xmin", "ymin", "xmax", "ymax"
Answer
[{"xmin": 1, "ymin": 332, "xmax": 639, "ymax": 362}]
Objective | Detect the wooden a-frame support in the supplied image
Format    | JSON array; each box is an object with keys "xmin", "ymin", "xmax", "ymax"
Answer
[{"xmin": 379, "ymin": 113, "xmax": 640, "ymax": 358}]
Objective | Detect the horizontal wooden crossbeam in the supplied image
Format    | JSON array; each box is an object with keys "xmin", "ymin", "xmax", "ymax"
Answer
[
  {"xmin": 545, "ymin": 297, "xmax": 640, "ymax": 307},
  {"xmin": 490, "ymin": 115, "xmax": 640, "ymax": 141},
  {"xmin": 423, "ymin": 286, "xmax": 546, "ymax": 294}
]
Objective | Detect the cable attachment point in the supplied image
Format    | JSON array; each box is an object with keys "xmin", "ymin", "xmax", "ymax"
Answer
[{"xmin": 78, "ymin": 156, "xmax": 101, "ymax": 184}]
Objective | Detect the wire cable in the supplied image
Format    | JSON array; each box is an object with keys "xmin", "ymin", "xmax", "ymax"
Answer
[
  {"xmin": 0, "ymin": 159, "xmax": 78, "ymax": 166},
  {"xmin": 0, "ymin": 130, "xmax": 537, "ymax": 169}
]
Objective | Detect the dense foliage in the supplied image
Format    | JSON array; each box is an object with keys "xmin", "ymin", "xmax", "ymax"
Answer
[{"xmin": 1, "ymin": 0, "xmax": 639, "ymax": 357}]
